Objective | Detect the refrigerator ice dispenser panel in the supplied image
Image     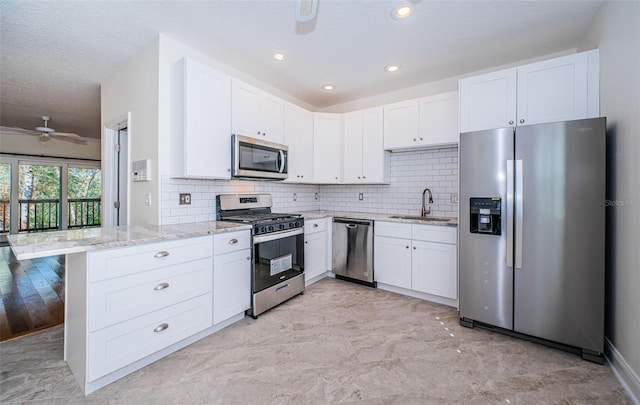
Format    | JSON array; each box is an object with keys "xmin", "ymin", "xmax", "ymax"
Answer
[{"xmin": 470, "ymin": 198, "xmax": 501, "ymax": 235}]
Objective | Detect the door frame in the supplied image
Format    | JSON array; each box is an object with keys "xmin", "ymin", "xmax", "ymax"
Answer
[{"xmin": 102, "ymin": 113, "xmax": 131, "ymax": 228}]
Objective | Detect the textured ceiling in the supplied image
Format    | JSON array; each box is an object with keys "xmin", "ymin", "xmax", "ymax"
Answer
[{"xmin": 0, "ymin": 0, "xmax": 603, "ymax": 139}]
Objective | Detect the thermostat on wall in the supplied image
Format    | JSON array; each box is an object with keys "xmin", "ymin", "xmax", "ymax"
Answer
[{"xmin": 132, "ymin": 159, "xmax": 151, "ymax": 182}]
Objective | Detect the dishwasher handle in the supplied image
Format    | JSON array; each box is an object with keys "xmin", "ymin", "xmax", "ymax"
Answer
[{"xmin": 333, "ymin": 218, "xmax": 373, "ymax": 226}]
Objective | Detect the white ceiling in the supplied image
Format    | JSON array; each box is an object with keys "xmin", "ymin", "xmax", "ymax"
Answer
[{"xmin": 0, "ymin": 0, "xmax": 603, "ymax": 140}]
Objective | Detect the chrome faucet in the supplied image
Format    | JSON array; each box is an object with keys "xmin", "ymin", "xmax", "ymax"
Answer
[{"xmin": 421, "ymin": 188, "xmax": 433, "ymax": 217}]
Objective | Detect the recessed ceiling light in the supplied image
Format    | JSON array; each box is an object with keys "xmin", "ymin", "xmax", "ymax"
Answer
[
  {"xmin": 385, "ymin": 64, "xmax": 401, "ymax": 72},
  {"xmin": 322, "ymin": 84, "xmax": 335, "ymax": 91},
  {"xmin": 393, "ymin": 5, "xmax": 413, "ymax": 19},
  {"xmin": 272, "ymin": 52, "xmax": 287, "ymax": 61}
]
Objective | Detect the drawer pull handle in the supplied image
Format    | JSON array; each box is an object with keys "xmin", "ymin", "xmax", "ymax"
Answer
[
  {"xmin": 154, "ymin": 282, "xmax": 170, "ymax": 291},
  {"xmin": 153, "ymin": 323, "xmax": 169, "ymax": 333},
  {"xmin": 154, "ymin": 251, "xmax": 170, "ymax": 258},
  {"xmin": 246, "ymin": 256, "xmax": 251, "ymax": 260},
  {"xmin": 228, "ymin": 238, "xmax": 238, "ymax": 244},
  {"xmin": 313, "ymin": 223, "xmax": 319, "ymax": 228}
]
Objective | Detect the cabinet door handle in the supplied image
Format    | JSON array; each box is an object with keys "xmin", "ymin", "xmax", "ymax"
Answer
[
  {"xmin": 313, "ymin": 223, "xmax": 318, "ymax": 227},
  {"xmin": 405, "ymin": 245, "xmax": 410, "ymax": 249},
  {"xmin": 154, "ymin": 251, "xmax": 169, "ymax": 258},
  {"xmin": 305, "ymin": 241, "xmax": 308, "ymax": 244},
  {"xmin": 153, "ymin": 323, "xmax": 169, "ymax": 333},
  {"xmin": 413, "ymin": 246, "xmax": 416, "ymax": 250},
  {"xmin": 419, "ymin": 137, "xmax": 423, "ymax": 141},
  {"xmin": 154, "ymin": 282, "xmax": 170, "ymax": 291},
  {"xmin": 519, "ymin": 119, "xmax": 525, "ymax": 124},
  {"xmin": 246, "ymin": 256, "xmax": 251, "ymax": 260},
  {"xmin": 228, "ymin": 238, "xmax": 238, "ymax": 244},
  {"xmin": 413, "ymin": 138, "xmax": 417, "ymax": 141},
  {"xmin": 227, "ymin": 168, "xmax": 231, "ymax": 172},
  {"xmin": 509, "ymin": 120, "xmax": 514, "ymax": 125}
]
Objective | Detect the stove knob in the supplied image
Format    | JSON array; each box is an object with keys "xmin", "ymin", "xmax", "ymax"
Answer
[
  {"xmin": 268, "ymin": 225, "xmax": 275, "ymax": 232},
  {"xmin": 259, "ymin": 226, "xmax": 267, "ymax": 234},
  {"xmin": 295, "ymin": 221, "xmax": 301, "ymax": 227},
  {"xmin": 279, "ymin": 223, "xmax": 285, "ymax": 230}
]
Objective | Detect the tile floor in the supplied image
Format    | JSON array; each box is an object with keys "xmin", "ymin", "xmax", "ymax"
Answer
[{"xmin": 0, "ymin": 278, "xmax": 631, "ymax": 404}]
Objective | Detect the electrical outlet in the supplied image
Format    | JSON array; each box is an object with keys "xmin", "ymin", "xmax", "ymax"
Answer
[
  {"xmin": 179, "ymin": 193, "xmax": 191, "ymax": 205},
  {"xmin": 315, "ymin": 192, "xmax": 319, "ymax": 201},
  {"xmin": 293, "ymin": 193, "xmax": 297, "ymax": 202},
  {"xmin": 145, "ymin": 193, "xmax": 152, "ymax": 206},
  {"xmin": 358, "ymin": 193, "xmax": 364, "ymax": 201},
  {"xmin": 451, "ymin": 193, "xmax": 459, "ymax": 203}
]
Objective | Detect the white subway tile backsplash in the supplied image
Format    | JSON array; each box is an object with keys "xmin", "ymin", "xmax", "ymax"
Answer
[{"xmin": 160, "ymin": 147, "xmax": 459, "ymax": 224}]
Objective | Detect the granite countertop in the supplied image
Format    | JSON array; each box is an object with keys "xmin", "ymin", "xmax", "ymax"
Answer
[
  {"xmin": 299, "ymin": 210, "xmax": 458, "ymax": 227},
  {"xmin": 7, "ymin": 221, "xmax": 251, "ymax": 260}
]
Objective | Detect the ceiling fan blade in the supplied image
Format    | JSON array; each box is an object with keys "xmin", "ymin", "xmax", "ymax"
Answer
[
  {"xmin": 52, "ymin": 131, "xmax": 81, "ymax": 138},
  {"xmin": 54, "ymin": 136, "xmax": 88, "ymax": 145},
  {"xmin": 0, "ymin": 126, "xmax": 40, "ymax": 136}
]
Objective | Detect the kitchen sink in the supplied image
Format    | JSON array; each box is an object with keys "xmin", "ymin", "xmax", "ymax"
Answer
[{"xmin": 388, "ymin": 215, "xmax": 451, "ymax": 222}]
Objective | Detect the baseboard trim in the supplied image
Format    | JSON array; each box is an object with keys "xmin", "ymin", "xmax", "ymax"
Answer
[{"xmin": 606, "ymin": 338, "xmax": 640, "ymax": 404}]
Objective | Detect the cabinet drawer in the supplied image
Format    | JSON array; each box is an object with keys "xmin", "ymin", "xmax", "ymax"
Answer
[
  {"xmin": 89, "ymin": 257, "xmax": 213, "ymax": 332},
  {"xmin": 89, "ymin": 236, "xmax": 213, "ymax": 283},
  {"xmin": 375, "ymin": 221, "xmax": 411, "ymax": 239},
  {"xmin": 412, "ymin": 224, "xmax": 456, "ymax": 244},
  {"xmin": 305, "ymin": 218, "xmax": 327, "ymax": 234},
  {"xmin": 87, "ymin": 293, "xmax": 212, "ymax": 382},
  {"xmin": 214, "ymin": 230, "xmax": 251, "ymax": 255}
]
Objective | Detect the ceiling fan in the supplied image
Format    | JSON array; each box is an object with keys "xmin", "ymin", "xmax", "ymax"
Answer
[{"xmin": 0, "ymin": 115, "xmax": 88, "ymax": 145}]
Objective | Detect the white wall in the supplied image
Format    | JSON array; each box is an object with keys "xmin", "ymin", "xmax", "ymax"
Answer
[
  {"xmin": 0, "ymin": 132, "xmax": 100, "ymax": 160},
  {"xmin": 101, "ymin": 38, "xmax": 160, "ymax": 226},
  {"xmin": 579, "ymin": 0, "xmax": 640, "ymax": 393}
]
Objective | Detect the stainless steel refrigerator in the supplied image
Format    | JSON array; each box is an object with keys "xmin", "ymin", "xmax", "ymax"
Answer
[{"xmin": 459, "ymin": 117, "xmax": 605, "ymax": 362}]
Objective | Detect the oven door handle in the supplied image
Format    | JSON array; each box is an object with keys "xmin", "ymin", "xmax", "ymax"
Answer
[{"xmin": 252, "ymin": 227, "xmax": 304, "ymax": 244}]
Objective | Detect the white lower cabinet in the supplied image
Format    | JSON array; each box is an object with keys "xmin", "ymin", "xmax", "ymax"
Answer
[
  {"xmin": 69, "ymin": 236, "xmax": 214, "ymax": 394},
  {"xmin": 213, "ymin": 246, "xmax": 251, "ymax": 325},
  {"xmin": 87, "ymin": 294, "xmax": 212, "ymax": 381},
  {"xmin": 374, "ymin": 221, "xmax": 457, "ymax": 302},
  {"xmin": 304, "ymin": 218, "xmax": 329, "ymax": 283},
  {"xmin": 374, "ymin": 236, "xmax": 412, "ymax": 289},
  {"xmin": 67, "ymin": 233, "xmax": 253, "ymax": 395}
]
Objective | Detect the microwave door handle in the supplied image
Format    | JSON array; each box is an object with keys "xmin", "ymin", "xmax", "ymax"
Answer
[{"xmin": 278, "ymin": 150, "xmax": 285, "ymax": 173}]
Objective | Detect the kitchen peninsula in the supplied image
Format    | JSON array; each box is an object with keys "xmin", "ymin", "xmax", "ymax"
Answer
[{"xmin": 8, "ymin": 221, "xmax": 251, "ymax": 395}]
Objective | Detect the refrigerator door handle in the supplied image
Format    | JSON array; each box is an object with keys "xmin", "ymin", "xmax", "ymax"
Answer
[
  {"xmin": 506, "ymin": 160, "xmax": 514, "ymax": 268},
  {"xmin": 515, "ymin": 159, "xmax": 524, "ymax": 269}
]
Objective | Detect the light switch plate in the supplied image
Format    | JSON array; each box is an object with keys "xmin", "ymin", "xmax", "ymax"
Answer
[
  {"xmin": 451, "ymin": 193, "xmax": 459, "ymax": 203},
  {"xmin": 358, "ymin": 193, "xmax": 364, "ymax": 201}
]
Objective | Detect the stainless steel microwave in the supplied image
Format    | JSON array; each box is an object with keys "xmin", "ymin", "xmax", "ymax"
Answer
[{"xmin": 232, "ymin": 134, "xmax": 288, "ymax": 180}]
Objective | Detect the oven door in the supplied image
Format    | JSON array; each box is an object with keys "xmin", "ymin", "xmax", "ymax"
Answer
[
  {"xmin": 252, "ymin": 228, "xmax": 304, "ymax": 292},
  {"xmin": 232, "ymin": 134, "xmax": 288, "ymax": 180}
]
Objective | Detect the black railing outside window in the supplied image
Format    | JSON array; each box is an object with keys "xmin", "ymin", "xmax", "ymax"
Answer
[
  {"xmin": 68, "ymin": 198, "xmax": 101, "ymax": 228},
  {"xmin": 0, "ymin": 200, "xmax": 9, "ymax": 234},
  {"xmin": 19, "ymin": 199, "xmax": 60, "ymax": 232}
]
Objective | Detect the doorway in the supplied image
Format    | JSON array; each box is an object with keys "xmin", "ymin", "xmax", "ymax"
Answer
[{"xmin": 103, "ymin": 115, "xmax": 129, "ymax": 227}]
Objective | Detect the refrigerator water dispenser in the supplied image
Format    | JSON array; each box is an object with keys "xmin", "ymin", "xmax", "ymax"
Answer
[{"xmin": 470, "ymin": 198, "xmax": 501, "ymax": 235}]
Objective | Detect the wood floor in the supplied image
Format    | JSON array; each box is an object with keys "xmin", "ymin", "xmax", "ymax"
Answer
[{"xmin": 0, "ymin": 246, "xmax": 65, "ymax": 342}]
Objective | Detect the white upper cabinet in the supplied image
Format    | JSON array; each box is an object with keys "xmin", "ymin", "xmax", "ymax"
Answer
[
  {"xmin": 459, "ymin": 50, "xmax": 599, "ymax": 133},
  {"xmin": 170, "ymin": 57, "xmax": 232, "ymax": 179},
  {"xmin": 383, "ymin": 99, "xmax": 420, "ymax": 150},
  {"xmin": 384, "ymin": 92, "xmax": 459, "ymax": 150},
  {"xmin": 420, "ymin": 91, "xmax": 459, "ymax": 146},
  {"xmin": 284, "ymin": 103, "xmax": 314, "ymax": 183},
  {"xmin": 343, "ymin": 111, "xmax": 363, "ymax": 183},
  {"xmin": 231, "ymin": 79, "xmax": 284, "ymax": 144},
  {"xmin": 516, "ymin": 51, "xmax": 597, "ymax": 126},
  {"xmin": 344, "ymin": 107, "xmax": 388, "ymax": 184},
  {"xmin": 313, "ymin": 113, "xmax": 343, "ymax": 183},
  {"xmin": 459, "ymin": 68, "xmax": 517, "ymax": 133}
]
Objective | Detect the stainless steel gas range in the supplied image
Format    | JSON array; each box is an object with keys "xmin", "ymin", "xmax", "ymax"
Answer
[{"xmin": 216, "ymin": 194, "xmax": 304, "ymax": 318}]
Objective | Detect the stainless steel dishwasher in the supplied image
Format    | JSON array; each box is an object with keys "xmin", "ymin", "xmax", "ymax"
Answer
[{"xmin": 332, "ymin": 218, "xmax": 376, "ymax": 287}]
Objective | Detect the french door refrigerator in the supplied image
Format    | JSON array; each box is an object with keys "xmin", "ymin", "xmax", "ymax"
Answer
[{"xmin": 459, "ymin": 117, "xmax": 606, "ymax": 363}]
